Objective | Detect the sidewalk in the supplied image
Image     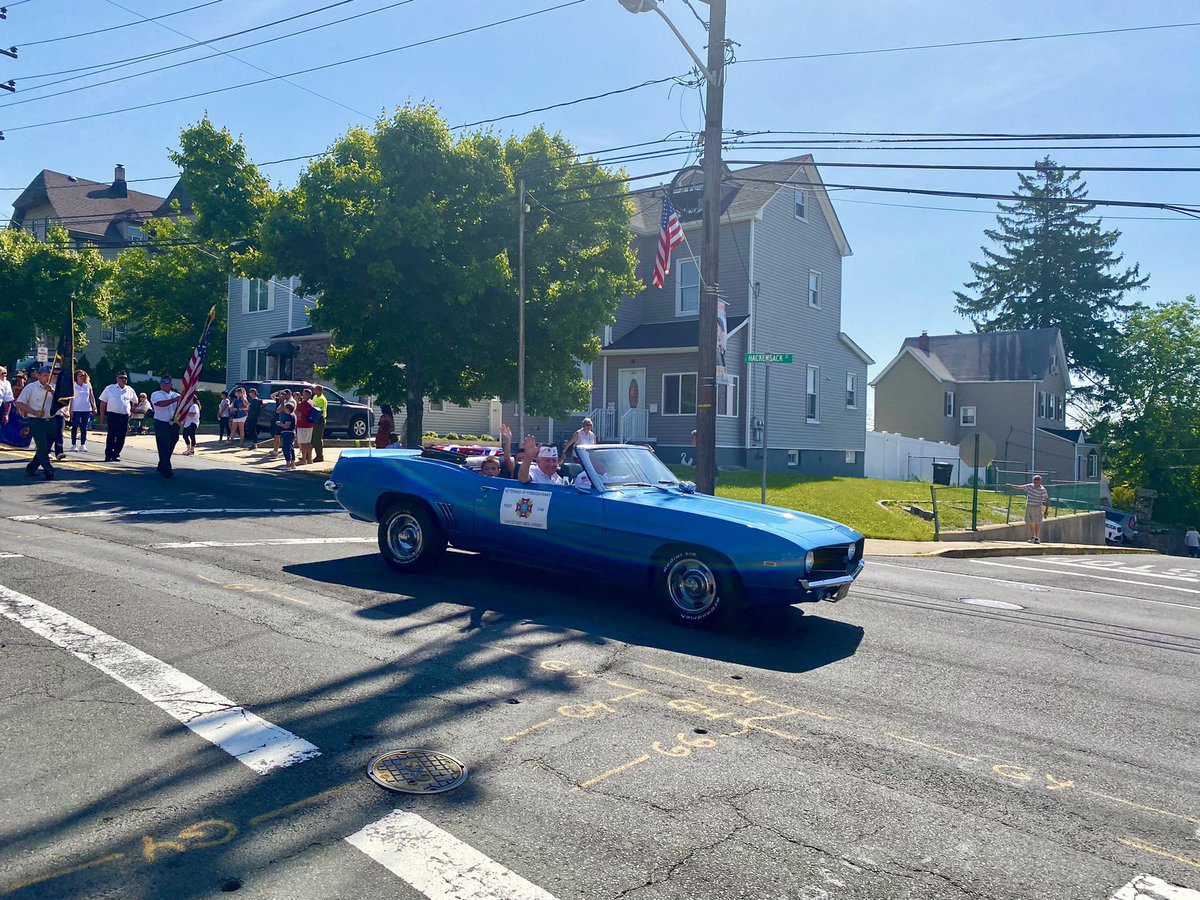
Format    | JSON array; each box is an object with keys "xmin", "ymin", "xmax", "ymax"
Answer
[{"xmin": 119, "ymin": 432, "xmax": 345, "ymax": 476}]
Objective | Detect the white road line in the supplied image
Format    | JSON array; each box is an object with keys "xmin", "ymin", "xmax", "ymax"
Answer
[
  {"xmin": 871, "ymin": 560, "xmax": 1200, "ymax": 611},
  {"xmin": 1024, "ymin": 556, "xmax": 1200, "ymax": 584},
  {"xmin": 0, "ymin": 583, "xmax": 320, "ymax": 774},
  {"xmin": 345, "ymin": 809, "xmax": 560, "ymax": 900},
  {"xmin": 149, "ymin": 537, "xmax": 374, "ymax": 549},
  {"xmin": 1111, "ymin": 874, "xmax": 1200, "ymax": 899},
  {"xmin": 0, "ymin": 553, "xmax": 24, "ymax": 559},
  {"xmin": 975, "ymin": 560, "xmax": 1200, "ymax": 607},
  {"xmin": 9, "ymin": 507, "xmax": 342, "ymax": 522}
]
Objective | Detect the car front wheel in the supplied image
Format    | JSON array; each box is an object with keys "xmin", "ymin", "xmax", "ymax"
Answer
[
  {"xmin": 349, "ymin": 415, "xmax": 370, "ymax": 439},
  {"xmin": 654, "ymin": 548, "xmax": 742, "ymax": 629},
  {"xmin": 378, "ymin": 503, "xmax": 446, "ymax": 572}
]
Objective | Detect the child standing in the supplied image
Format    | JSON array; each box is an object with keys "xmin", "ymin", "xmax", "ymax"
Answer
[
  {"xmin": 276, "ymin": 400, "xmax": 297, "ymax": 469},
  {"xmin": 181, "ymin": 398, "xmax": 200, "ymax": 455},
  {"xmin": 218, "ymin": 390, "xmax": 231, "ymax": 441}
]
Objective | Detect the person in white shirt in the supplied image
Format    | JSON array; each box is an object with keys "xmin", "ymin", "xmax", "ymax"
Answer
[
  {"xmin": 0, "ymin": 365, "xmax": 13, "ymax": 428},
  {"xmin": 98, "ymin": 372, "xmax": 138, "ymax": 461},
  {"xmin": 15, "ymin": 365, "xmax": 57, "ymax": 480},
  {"xmin": 68, "ymin": 369, "xmax": 97, "ymax": 452},
  {"xmin": 1185, "ymin": 528, "xmax": 1200, "ymax": 559},
  {"xmin": 518, "ymin": 434, "xmax": 564, "ymax": 485},
  {"xmin": 563, "ymin": 417, "xmax": 597, "ymax": 462},
  {"xmin": 181, "ymin": 399, "xmax": 201, "ymax": 455},
  {"xmin": 150, "ymin": 375, "xmax": 182, "ymax": 477}
]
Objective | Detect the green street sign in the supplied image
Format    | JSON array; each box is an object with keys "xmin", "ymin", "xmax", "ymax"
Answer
[{"xmin": 744, "ymin": 352, "xmax": 793, "ymax": 364}]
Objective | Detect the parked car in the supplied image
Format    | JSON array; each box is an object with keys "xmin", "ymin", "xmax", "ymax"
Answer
[
  {"xmin": 1103, "ymin": 508, "xmax": 1137, "ymax": 544},
  {"xmin": 324, "ymin": 443, "xmax": 865, "ymax": 629},
  {"xmin": 229, "ymin": 381, "xmax": 374, "ymax": 439}
]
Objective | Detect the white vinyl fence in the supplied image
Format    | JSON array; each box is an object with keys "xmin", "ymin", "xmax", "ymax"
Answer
[{"xmin": 865, "ymin": 431, "xmax": 980, "ymax": 485}]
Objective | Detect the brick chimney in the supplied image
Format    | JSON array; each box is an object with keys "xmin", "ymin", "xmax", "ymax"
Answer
[
  {"xmin": 917, "ymin": 331, "xmax": 930, "ymax": 352},
  {"xmin": 112, "ymin": 163, "xmax": 127, "ymax": 198}
]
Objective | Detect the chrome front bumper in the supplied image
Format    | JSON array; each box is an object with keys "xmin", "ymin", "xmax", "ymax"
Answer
[{"xmin": 798, "ymin": 558, "xmax": 865, "ymax": 591}]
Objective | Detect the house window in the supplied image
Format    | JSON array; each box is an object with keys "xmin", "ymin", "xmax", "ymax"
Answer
[
  {"xmin": 663, "ymin": 372, "xmax": 698, "ymax": 416},
  {"xmin": 845, "ymin": 373, "xmax": 857, "ymax": 409},
  {"xmin": 248, "ymin": 279, "xmax": 272, "ymax": 313},
  {"xmin": 717, "ymin": 375, "xmax": 739, "ymax": 418},
  {"xmin": 944, "ymin": 390, "xmax": 955, "ymax": 417},
  {"xmin": 246, "ymin": 348, "xmax": 268, "ymax": 380},
  {"xmin": 100, "ymin": 323, "xmax": 125, "ymax": 343},
  {"xmin": 1038, "ymin": 391, "xmax": 1046, "ymax": 418},
  {"xmin": 960, "ymin": 405, "xmax": 977, "ymax": 426},
  {"xmin": 787, "ymin": 450, "xmax": 800, "ymax": 467},
  {"xmin": 794, "ymin": 190, "xmax": 806, "ymax": 220},
  {"xmin": 845, "ymin": 450, "xmax": 857, "ymax": 464},
  {"xmin": 806, "ymin": 365, "xmax": 820, "ymax": 422},
  {"xmin": 808, "ymin": 271, "xmax": 821, "ymax": 309},
  {"xmin": 127, "ymin": 224, "xmax": 145, "ymax": 243},
  {"xmin": 675, "ymin": 258, "xmax": 700, "ymax": 316},
  {"xmin": 1049, "ymin": 351, "xmax": 1059, "ymax": 375},
  {"xmin": 1087, "ymin": 450, "xmax": 1098, "ymax": 478},
  {"xmin": 429, "ymin": 400, "xmax": 445, "ymax": 412}
]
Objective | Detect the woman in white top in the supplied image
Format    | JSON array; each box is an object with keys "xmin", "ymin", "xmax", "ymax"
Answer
[
  {"xmin": 181, "ymin": 399, "xmax": 201, "ymax": 455},
  {"xmin": 563, "ymin": 417, "xmax": 597, "ymax": 462},
  {"xmin": 68, "ymin": 369, "xmax": 97, "ymax": 452}
]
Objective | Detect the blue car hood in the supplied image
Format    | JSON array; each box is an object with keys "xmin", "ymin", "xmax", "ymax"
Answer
[{"xmin": 615, "ymin": 488, "xmax": 860, "ymax": 543}]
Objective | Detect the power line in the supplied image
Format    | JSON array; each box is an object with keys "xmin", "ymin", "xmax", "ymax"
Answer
[
  {"xmin": 16, "ymin": 0, "xmax": 229, "ymax": 47},
  {"xmin": 728, "ymin": 130, "xmax": 1200, "ymax": 141},
  {"xmin": 738, "ymin": 21, "xmax": 1200, "ymax": 65},
  {"xmin": 831, "ymin": 195, "xmax": 1192, "ymax": 223},
  {"xmin": 0, "ymin": 0, "xmax": 587, "ymax": 133}
]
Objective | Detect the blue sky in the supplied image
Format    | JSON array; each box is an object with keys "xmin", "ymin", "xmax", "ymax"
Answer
[{"xmin": 2, "ymin": 0, "xmax": 1197, "ymax": 386}]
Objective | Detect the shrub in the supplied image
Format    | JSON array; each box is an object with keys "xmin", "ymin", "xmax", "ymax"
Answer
[
  {"xmin": 460, "ymin": 434, "xmax": 478, "ymax": 441},
  {"xmin": 479, "ymin": 433, "xmax": 495, "ymax": 442},
  {"xmin": 445, "ymin": 433, "xmax": 460, "ymax": 440},
  {"xmin": 423, "ymin": 431, "xmax": 438, "ymax": 439}
]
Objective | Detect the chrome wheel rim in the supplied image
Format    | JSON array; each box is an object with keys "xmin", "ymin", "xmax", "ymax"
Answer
[
  {"xmin": 666, "ymin": 557, "xmax": 717, "ymax": 614},
  {"xmin": 386, "ymin": 513, "xmax": 423, "ymax": 563},
  {"xmin": 352, "ymin": 419, "xmax": 368, "ymax": 438}
]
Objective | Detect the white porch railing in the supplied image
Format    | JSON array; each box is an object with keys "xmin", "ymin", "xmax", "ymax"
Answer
[
  {"xmin": 587, "ymin": 408, "xmax": 616, "ymax": 442},
  {"xmin": 620, "ymin": 408, "xmax": 649, "ymax": 443}
]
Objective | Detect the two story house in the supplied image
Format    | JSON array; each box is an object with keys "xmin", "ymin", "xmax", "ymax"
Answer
[
  {"xmin": 8, "ymin": 165, "xmax": 189, "ymax": 364},
  {"xmin": 517, "ymin": 155, "xmax": 873, "ymax": 474},
  {"xmin": 871, "ymin": 328, "xmax": 1102, "ymax": 484}
]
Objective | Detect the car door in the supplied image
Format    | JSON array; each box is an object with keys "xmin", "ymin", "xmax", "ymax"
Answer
[
  {"xmin": 473, "ymin": 479, "xmax": 600, "ymax": 572},
  {"xmin": 321, "ymin": 387, "xmax": 349, "ymax": 431}
]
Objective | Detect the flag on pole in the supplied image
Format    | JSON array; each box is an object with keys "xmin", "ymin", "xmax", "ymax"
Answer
[
  {"xmin": 49, "ymin": 313, "xmax": 74, "ymax": 416},
  {"xmin": 174, "ymin": 306, "xmax": 217, "ymax": 425},
  {"xmin": 650, "ymin": 196, "xmax": 684, "ymax": 288}
]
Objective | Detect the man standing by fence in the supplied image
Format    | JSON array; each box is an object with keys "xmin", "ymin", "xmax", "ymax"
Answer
[{"xmin": 1006, "ymin": 474, "xmax": 1050, "ymax": 544}]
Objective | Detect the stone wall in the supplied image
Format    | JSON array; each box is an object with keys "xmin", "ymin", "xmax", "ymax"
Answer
[
  {"xmin": 292, "ymin": 337, "xmax": 331, "ymax": 382},
  {"xmin": 940, "ymin": 510, "xmax": 1105, "ymax": 544}
]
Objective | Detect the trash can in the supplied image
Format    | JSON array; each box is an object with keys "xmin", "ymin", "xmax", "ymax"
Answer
[{"xmin": 932, "ymin": 462, "xmax": 954, "ymax": 486}]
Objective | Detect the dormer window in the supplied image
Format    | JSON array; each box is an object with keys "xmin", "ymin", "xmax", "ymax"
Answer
[{"xmin": 1049, "ymin": 351, "xmax": 1059, "ymax": 375}]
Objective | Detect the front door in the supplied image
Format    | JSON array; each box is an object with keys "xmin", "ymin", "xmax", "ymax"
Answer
[{"xmin": 618, "ymin": 367, "xmax": 646, "ymax": 442}]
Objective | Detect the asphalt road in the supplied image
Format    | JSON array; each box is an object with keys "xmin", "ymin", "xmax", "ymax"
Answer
[{"xmin": 0, "ymin": 446, "xmax": 1197, "ymax": 900}]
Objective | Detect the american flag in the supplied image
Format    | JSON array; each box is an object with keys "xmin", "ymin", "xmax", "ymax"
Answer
[
  {"xmin": 174, "ymin": 306, "xmax": 217, "ymax": 424},
  {"xmin": 651, "ymin": 195, "xmax": 684, "ymax": 288}
]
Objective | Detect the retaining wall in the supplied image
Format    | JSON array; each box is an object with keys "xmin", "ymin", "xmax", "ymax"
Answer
[{"xmin": 940, "ymin": 510, "xmax": 1105, "ymax": 544}]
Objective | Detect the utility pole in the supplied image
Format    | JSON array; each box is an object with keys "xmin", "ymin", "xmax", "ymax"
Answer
[
  {"xmin": 695, "ymin": 0, "xmax": 726, "ymax": 495},
  {"xmin": 518, "ymin": 178, "xmax": 527, "ymax": 442}
]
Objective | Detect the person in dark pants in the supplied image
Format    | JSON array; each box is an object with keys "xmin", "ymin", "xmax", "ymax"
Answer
[
  {"xmin": 16, "ymin": 365, "xmax": 57, "ymax": 480},
  {"xmin": 150, "ymin": 375, "xmax": 181, "ymax": 477},
  {"xmin": 98, "ymin": 372, "xmax": 137, "ymax": 461},
  {"xmin": 245, "ymin": 387, "xmax": 263, "ymax": 448},
  {"xmin": 311, "ymin": 385, "xmax": 328, "ymax": 463}
]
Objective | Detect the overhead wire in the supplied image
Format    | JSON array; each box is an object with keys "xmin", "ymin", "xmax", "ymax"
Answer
[{"xmin": 15, "ymin": 0, "xmax": 230, "ymax": 47}]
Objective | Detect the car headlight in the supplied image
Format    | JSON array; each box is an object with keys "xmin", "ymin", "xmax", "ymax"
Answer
[
  {"xmin": 804, "ymin": 550, "xmax": 815, "ymax": 572},
  {"xmin": 847, "ymin": 543, "xmax": 857, "ymax": 561}
]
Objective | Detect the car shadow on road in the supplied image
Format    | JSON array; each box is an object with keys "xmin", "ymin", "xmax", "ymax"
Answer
[{"xmin": 283, "ymin": 550, "xmax": 864, "ymax": 675}]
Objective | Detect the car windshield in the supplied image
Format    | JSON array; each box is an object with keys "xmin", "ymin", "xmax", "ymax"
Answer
[{"xmin": 578, "ymin": 446, "xmax": 680, "ymax": 491}]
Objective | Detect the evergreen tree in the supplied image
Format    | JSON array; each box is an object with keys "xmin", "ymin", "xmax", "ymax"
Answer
[{"xmin": 954, "ymin": 157, "xmax": 1148, "ymax": 398}]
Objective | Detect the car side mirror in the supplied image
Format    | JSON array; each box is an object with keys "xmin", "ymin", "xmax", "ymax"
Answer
[{"xmin": 679, "ymin": 481, "xmax": 697, "ymax": 494}]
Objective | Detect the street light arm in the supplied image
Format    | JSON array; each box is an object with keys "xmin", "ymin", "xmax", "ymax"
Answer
[{"xmin": 619, "ymin": 0, "xmax": 717, "ymax": 86}]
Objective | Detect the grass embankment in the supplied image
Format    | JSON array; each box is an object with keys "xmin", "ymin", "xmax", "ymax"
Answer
[{"xmin": 668, "ymin": 467, "xmax": 1036, "ymax": 541}]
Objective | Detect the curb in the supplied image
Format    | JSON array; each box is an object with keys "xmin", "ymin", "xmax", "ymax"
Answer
[{"xmin": 918, "ymin": 544, "xmax": 1157, "ymax": 559}]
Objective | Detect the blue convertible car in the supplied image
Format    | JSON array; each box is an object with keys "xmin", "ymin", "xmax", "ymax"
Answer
[{"xmin": 325, "ymin": 444, "xmax": 864, "ymax": 628}]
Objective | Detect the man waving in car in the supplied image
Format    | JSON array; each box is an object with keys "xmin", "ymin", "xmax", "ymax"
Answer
[{"xmin": 518, "ymin": 434, "xmax": 563, "ymax": 485}]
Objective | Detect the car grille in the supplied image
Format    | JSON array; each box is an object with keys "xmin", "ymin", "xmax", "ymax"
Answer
[{"xmin": 808, "ymin": 539, "xmax": 864, "ymax": 579}]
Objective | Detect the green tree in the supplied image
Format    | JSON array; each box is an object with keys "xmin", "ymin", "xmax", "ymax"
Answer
[
  {"xmin": 1092, "ymin": 296, "xmax": 1200, "ymax": 525},
  {"xmin": 954, "ymin": 157, "xmax": 1148, "ymax": 400},
  {"xmin": 0, "ymin": 226, "xmax": 112, "ymax": 368},
  {"xmin": 111, "ymin": 214, "xmax": 227, "ymax": 376},
  {"xmin": 259, "ymin": 105, "xmax": 638, "ymax": 447}
]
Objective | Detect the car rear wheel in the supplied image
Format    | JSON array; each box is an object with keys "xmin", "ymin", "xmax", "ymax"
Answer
[
  {"xmin": 349, "ymin": 415, "xmax": 369, "ymax": 440},
  {"xmin": 654, "ymin": 548, "xmax": 742, "ymax": 629},
  {"xmin": 378, "ymin": 502, "xmax": 446, "ymax": 572}
]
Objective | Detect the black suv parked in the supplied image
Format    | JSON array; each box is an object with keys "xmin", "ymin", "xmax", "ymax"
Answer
[{"xmin": 230, "ymin": 381, "xmax": 374, "ymax": 439}]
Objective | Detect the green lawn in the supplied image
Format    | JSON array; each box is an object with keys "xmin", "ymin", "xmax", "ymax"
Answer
[{"xmin": 666, "ymin": 467, "xmax": 1051, "ymax": 541}]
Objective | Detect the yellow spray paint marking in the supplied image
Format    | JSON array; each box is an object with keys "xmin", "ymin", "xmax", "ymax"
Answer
[
  {"xmin": 888, "ymin": 732, "xmax": 980, "ymax": 761},
  {"xmin": 502, "ymin": 719, "xmax": 558, "ymax": 742},
  {"xmin": 196, "ymin": 572, "xmax": 309, "ymax": 606},
  {"xmin": 1, "ymin": 854, "xmax": 126, "ymax": 895},
  {"xmin": 1120, "ymin": 837, "xmax": 1200, "ymax": 870},
  {"xmin": 572, "ymin": 755, "xmax": 651, "ymax": 792},
  {"xmin": 248, "ymin": 784, "xmax": 353, "ymax": 827}
]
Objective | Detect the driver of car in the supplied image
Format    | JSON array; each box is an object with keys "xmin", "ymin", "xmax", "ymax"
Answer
[
  {"xmin": 518, "ymin": 434, "xmax": 563, "ymax": 485},
  {"xmin": 574, "ymin": 452, "xmax": 615, "ymax": 490}
]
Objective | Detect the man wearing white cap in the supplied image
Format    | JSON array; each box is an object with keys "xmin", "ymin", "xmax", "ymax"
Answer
[
  {"xmin": 518, "ymin": 434, "xmax": 564, "ymax": 485},
  {"xmin": 16, "ymin": 365, "xmax": 57, "ymax": 480},
  {"xmin": 150, "ymin": 375, "xmax": 182, "ymax": 477}
]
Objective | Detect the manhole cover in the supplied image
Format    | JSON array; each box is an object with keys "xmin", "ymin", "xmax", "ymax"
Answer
[
  {"xmin": 958, "ymin": 597, "xmax": 1024, "ymax": 611},
  {"xmin": 367, "ymin": 749, "xmax": 468, "ymax": 794}
]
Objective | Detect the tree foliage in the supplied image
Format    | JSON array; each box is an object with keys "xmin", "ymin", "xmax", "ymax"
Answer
[
  {"xmin": 259, "ymin": 104, "xmax": 638, "ymax": 446},
  {"xmin": 954, "ymin": 158, "xmax": 1148, "ymax": 399},
  {"xmin": 0, "ymin": 226, "xmax": 112, "ymax": 369},
  {"xmin": 111, "ymin": 214, "xmax": 227, "ymax": 376},
  {"xmin": 1090, "ymin": 296, "xmax": 1200, "ymax": 526}
]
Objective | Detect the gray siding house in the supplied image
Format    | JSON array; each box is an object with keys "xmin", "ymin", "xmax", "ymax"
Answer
[
  {"xmin": 519, "ymin": 156, "xmax": 873, "ymax": 474},
  {"xmin": 871, "ymin": 328, "xmax": 1102, "ymax": 484}
]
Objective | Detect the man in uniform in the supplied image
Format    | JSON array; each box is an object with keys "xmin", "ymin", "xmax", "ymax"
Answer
[
  {"xmin": 16, "ymin": 365, "xmax": 57, "ymax": 480},
  {"xmin": 150, "ymin": 375, "xmax": 181, "ymax": 477},
  {"xmin": 0, "ymin": 366, "xmax": 13, "ymax": 429},
  {"xmin": 98, "ymin": 371, "xmax": 137, "ymax": 461}
]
